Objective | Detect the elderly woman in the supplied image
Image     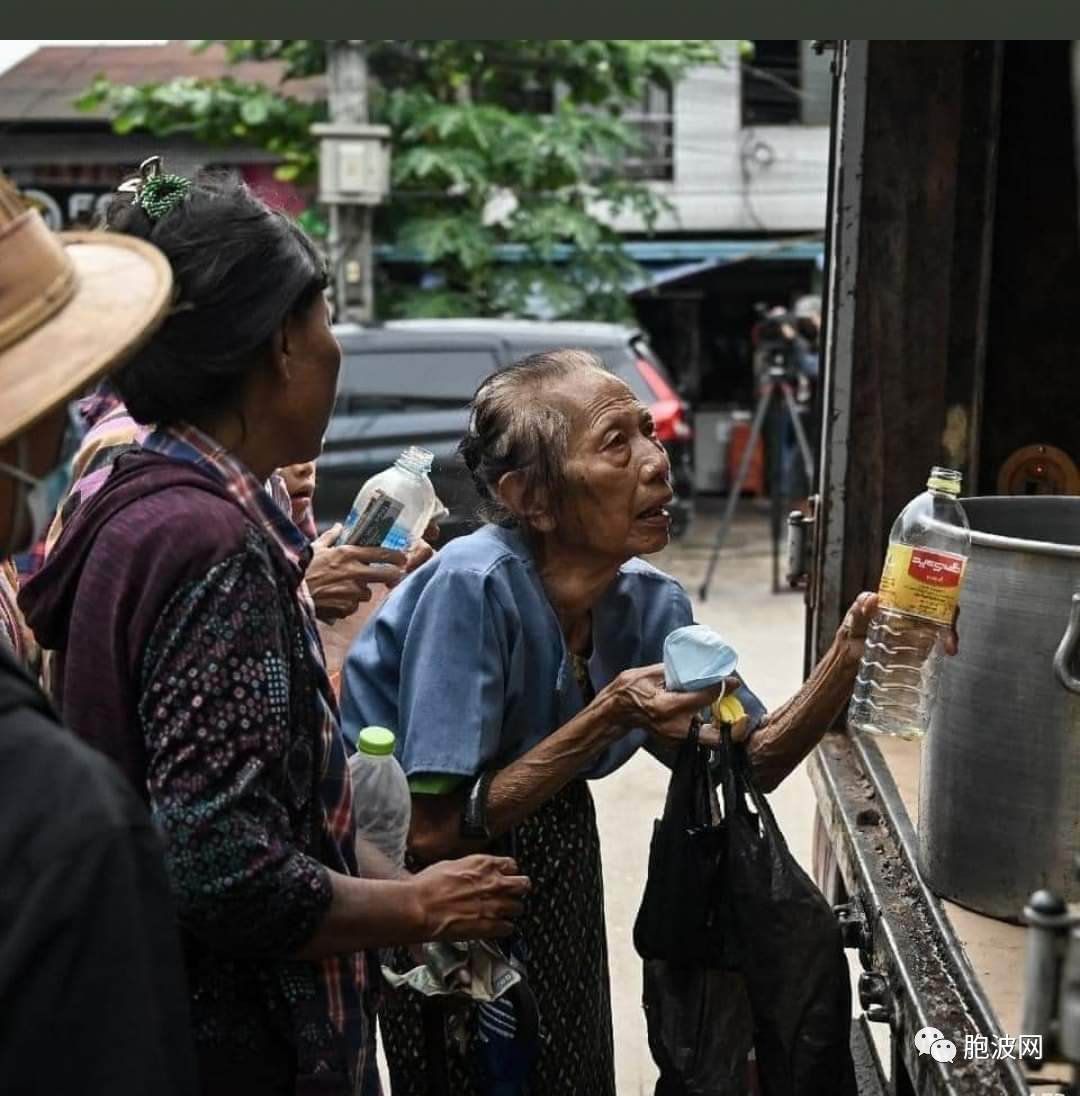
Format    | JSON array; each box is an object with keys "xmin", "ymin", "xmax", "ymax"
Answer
[
  {"xmin": 21, "ymin": 170, "xmax": 528, "ymax": 1096},
  {"xmin": 340, "ymin": 350, "xmax": 878, "ymax": 1095}
]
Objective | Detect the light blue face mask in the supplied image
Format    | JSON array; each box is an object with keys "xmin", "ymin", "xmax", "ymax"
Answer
[
  {"xmin": 663, "ymin": 624, "xmax": 739, "ymax": 693},
  {"xmin": 1, "ymin": 401, "xmax": 85, "ymax": 555}
]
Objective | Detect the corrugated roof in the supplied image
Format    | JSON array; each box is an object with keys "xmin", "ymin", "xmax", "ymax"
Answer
[{"xmin": 0, "ymin": 41, "xmax": 325, "ymax": 123}]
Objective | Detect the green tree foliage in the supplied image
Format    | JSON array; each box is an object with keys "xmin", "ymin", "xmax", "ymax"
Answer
[{"xmin": 79, "ymin": 39, "xmax": 724, "ymax": 320}]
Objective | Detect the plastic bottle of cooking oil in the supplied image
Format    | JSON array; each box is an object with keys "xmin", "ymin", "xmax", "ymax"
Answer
[{"xmin": 847, "ymin": 467, "xmax": 970, "ymax": 740}]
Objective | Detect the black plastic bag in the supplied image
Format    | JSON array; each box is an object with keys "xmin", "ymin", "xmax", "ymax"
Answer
[
  {"xmin": 643, "ymin": 962, "xmax": 754, "ymax": 1095},
  {"xmin": 717, "ymin": 730, "xmax": 856, "ymax": 1096},
  {"xmin": 636, "ymin": 726, "xmax": 856, "ymax": 1096},
  {"xmin": 634, "ymin": 723, "xmax": 727, "ymax": 967}
]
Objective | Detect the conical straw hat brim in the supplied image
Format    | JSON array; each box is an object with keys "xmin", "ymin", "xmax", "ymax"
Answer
[{"xmin": 1, "ymin": 231, "xmax": 172, "ymax": 445}]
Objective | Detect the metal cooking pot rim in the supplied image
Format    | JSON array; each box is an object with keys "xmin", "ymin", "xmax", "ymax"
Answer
[
  {"xmin": 927, "ymin": 496, "xmax": 1080, "ymax": 559},
  {"xmin": 965, "ymin": 529, "xmax": 1080, "ymax": 558}
]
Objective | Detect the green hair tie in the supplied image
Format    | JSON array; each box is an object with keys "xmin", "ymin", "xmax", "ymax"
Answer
[{"xmin": 137, "ymin": 173, "xmax": 191, "ymax": 222}]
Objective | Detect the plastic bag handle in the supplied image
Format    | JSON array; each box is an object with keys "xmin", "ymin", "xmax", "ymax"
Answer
[
  {"xmin": 716, "ymin": 724, "xmax": 754, "ymax": 822},
  {"xmin": 719, "ymin": 724, "xmax": 782, "ymax": 834},
  {"xmin": 688, "ymin": 720, "xmax": 724, "ymax": 830},
  {"xmin": 663, "ymin": 719, "xmax": 721, "ymax": 832}
]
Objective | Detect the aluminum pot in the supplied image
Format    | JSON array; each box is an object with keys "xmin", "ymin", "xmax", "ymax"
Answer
[{"xmin": 919, "ymin": 496, "xmax": 1080, "ymax": 922}]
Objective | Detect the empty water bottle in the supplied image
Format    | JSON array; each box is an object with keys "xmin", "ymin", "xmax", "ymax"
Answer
[
  {"xmin": 848, "ymin": 467, "xmax": 970, "ymax": 739},
  {"xmin": 348, "ymin": 726, "xmax": 411, "ymax": 870}
]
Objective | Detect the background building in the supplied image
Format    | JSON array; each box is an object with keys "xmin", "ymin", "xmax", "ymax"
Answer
[
  {"xmin": 0, "ymin": 42, "xmax": 319, "ymax": 226},
  {"xmin": 0, "ymin": 39, "xmax": 830, "ymax": 483}
]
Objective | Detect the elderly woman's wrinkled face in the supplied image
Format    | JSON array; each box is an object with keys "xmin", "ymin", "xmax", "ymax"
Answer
[{"xmin": 549, "ymin": 371, "xmax": 672, "ymax": 559}]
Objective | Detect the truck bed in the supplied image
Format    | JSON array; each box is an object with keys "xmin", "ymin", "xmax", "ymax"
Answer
[
  {"xmin": 874, "ymin": 736, "xmax": 1029, "ymax": 1040},
  {"xmin": 808, "ymin": 730, "xmax": 1067, "ymax": 1094}
]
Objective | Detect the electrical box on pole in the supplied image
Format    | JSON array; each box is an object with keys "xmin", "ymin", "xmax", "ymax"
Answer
[
  {"xmin": 313, "ymin": 40, "xmax": 389, "ymax": 325},
  {"xmin": 311, "ymin": 122, "xmax": 391, "ymax": 206}
]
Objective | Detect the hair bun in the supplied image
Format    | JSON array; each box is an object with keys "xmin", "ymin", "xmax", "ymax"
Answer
[
  {"xmin": 103, "ymin": 193, "xmax": 155, "ymax": 240},
  {"xmin": 459, "ymin": 431, "xmax": 481, "ymax": 472},
  {"xmin": 104, "ymin": 170, "xmax": 327, "ymax": 427}
]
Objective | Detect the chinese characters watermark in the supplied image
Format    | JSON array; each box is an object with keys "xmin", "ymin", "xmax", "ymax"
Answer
[{"xmin": 913, "ymin": 1025, "xmax": 1043, "ymax": 1064}]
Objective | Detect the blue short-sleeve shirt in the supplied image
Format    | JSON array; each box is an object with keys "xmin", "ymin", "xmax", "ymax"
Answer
[{"xmin": 340, "ymin": 525, "xmax": 765, "ymax": 782}]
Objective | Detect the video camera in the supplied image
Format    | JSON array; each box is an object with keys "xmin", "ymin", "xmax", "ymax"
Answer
[{"xmin": 752, "ymin": 306, "xmax": 806, "ymax": 385}]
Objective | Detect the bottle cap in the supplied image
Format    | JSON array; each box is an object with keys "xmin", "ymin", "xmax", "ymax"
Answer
[
  {"xmin": 927, "ymin": 466, "xmax": 962, "ymax": 496},
  {"xmin": 358, "ymin": 726, "xmax": 397, "ymax": 756}
]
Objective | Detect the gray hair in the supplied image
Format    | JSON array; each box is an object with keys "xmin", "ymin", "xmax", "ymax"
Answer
[{"xmin": 459, "ymin": 349, "xmax": 613, "ymax": 528}]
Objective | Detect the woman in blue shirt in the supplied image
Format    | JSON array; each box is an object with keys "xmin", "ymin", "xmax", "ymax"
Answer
[{"xmin": 342, "ymin": 349, "xmax": 879, "ymax": 1096}]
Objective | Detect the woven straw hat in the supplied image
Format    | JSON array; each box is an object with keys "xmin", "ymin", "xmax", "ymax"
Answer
[{"xmin": 0, "ymin": 174, "xmax": 172, "ymax": 446}]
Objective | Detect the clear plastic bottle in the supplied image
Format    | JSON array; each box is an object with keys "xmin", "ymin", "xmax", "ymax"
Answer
[
  {"xmin": 337, "ymin": 446, "xmax": 436, "ymax": 551},
  {"xmin": 847, "ymin": 467, "xmax": 970, "ymax": 740},
  {"xmin": 347, "ymin": 726, "xmax": 412, "ymax": 869}
]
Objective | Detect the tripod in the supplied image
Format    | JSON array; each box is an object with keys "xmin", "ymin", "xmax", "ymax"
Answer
[{"xmin": 699, "ymin": 365, "xmax": 815, "ymax": 601}]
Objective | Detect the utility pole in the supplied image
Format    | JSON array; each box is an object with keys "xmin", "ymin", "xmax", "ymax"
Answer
[{"xmin": 312, "ymin": 40, "xmax": 390, "ymax": 324}]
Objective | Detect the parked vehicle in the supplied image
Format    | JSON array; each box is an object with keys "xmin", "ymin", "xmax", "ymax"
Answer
[{"xmin": 316, "ymin": 320, "xmax": 695, "ymax": 541}]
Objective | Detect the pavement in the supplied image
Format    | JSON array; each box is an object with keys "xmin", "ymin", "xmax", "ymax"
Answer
[{"xmin": 591, "ymin": 499, "xmax": 813, "ymax": 1094}]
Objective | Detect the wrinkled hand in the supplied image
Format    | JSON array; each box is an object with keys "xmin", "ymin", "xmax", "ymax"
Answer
[
  {"xmin": 711, "ymin": 714, "xmax": 753, "ymax": 746},
  {"xmin": 403, "ymin": 518, "xmax": 444, "ymax": 574},
  {"xmin": 306, "ymin": 524, "xmax": 407, "ymax": 623},
  {"xmin": 834, "ymin": 591, "xmax": 879, "ymax": 665},
  {"xmin": 411, "ymin": 855, "xmax": 530, "ymax": 941},
  {"xmin": 944, "ymin": 605, "xmax": 960, "ymax": 656},
  {"xmin": 404, "ymin": 538, "xmax": 436, "ymax": 573},
  {"xmin": 600, "ymin": 664, "xmax": 734, "ymax": 748},
  {"xmin": 834, "ymin": 590, "xmax": 959, "ymax": 663}
]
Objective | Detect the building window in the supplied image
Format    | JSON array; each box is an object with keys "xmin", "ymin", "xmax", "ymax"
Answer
[
  {"xmin": 620, "ymin": 81, "xmax": 675, "ymax": 181},
  {"xmin": 740, "ymin": 40, "xmax": 832, "ymax": 127},
  {"xmin": 742, "ymin": 41, "xmax": 802, "ymax": 126}
]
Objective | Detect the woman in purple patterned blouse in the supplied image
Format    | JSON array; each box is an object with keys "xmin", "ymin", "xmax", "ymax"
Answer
[{"xmin": 20, "ymin": 170, "xmax": 528, "ymax": 1096}]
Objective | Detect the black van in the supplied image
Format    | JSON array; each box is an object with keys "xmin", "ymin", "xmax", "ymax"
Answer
[{"xmin": 316, "ymin": 319, "xmax": 694, "ymax": 541}]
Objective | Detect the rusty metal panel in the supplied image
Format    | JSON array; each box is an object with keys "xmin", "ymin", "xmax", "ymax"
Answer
[
  {"xmin": 812, "ymin": 41, "xmax": 1002, "ymax": 662},
  {"xmin": 809, "ymin": 732, "xmax": 1028, "ymax": 1095}
]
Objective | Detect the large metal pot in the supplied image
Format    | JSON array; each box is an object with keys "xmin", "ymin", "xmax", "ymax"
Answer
[{"xmin": 919, "ymin": 496, "xmax": 1080, "ymax": 921}]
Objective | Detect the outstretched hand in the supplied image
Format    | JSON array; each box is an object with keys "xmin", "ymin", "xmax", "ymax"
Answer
[
  {"xmin": 834, "ymin": 591, "xmax": 879, "ymax": 664},
  {"xmin": 833, "ymin": 590, "xmax": 959, "ymax": 663}
]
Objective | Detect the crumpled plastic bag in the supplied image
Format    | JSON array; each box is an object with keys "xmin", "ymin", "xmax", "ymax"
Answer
[
  {"xmin": 663, "ymin": 624, "xmax": 738, "ymax": 693},
  {"xmin": 381, "ymin": 940, "xmax": 521, "ymax": 1002},
  {"xmin": 634, "ymin": 721, "xmax": 728, "ymax": 967},
  {"xmin": 716, "ymin": 728, "xmax": 856, "ymax": 1096},
  {"xmin": 637, "ymin": 724, "xmax": 858, "ymax": 1096},
  {"xmin": 644, "ymin": 963, "xmax": 755, "ymax": 1095}
]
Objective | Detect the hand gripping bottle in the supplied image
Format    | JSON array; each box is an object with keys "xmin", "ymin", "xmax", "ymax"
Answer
[
  {"xmin": 847, "ymin": 467, "xmax": 970, "ymax": 740},
  {"xmin": 337, "ymin": 446, "xmax": 436, "ymax": 551},
  {"xmin": 347, "ymin": 727, "xmax": 412, "ymax": 869}
]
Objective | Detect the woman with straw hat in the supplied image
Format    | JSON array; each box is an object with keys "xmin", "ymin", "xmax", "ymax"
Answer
[{"xmin": 0, "ymin": 175, "xmax": 198, "ymax": 1094}]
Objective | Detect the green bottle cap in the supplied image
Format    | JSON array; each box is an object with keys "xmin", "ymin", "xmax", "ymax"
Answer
[{"xmin": 358, "ymin": 726, "xmax": 396, "ymax": 756}]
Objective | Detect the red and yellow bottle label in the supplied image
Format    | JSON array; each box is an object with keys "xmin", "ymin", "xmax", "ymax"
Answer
[{"xmin": 878, "ymin": 544, "xmax": 966, "ymax": 625}]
